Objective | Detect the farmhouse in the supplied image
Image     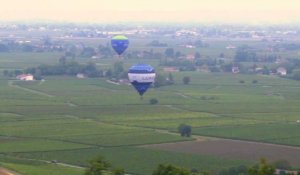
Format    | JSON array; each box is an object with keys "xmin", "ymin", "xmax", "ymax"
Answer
[
  {"xmin": 277, "ymin": 67, "xmax": 287, "ymax": 76},
  {"xmin": 163, "ymin": 67, "xmax": 179, "ymax": 72},
  {"xmin": 197, "ymin": 65, "xmax": 210, "ymax": 73},
  {"xmin": 16, "ymin": 74, "xmax": 34, "ymax": 81},
  {"xmin": 232, "ymin": 66, "xmax": 240, "ymax": 74},
  {"xmin": 226, "ymin": 45, "xmax": 236, "ymax": 49},
  {"xmin": 76, "ymin": 73, "xmax": 86, "ymax": 79},
  {"xmin": 186, "ymin": 54, "xmax": 195, "ymax": 61},
  {"xmin": 185, "ymin": 44, "xmax": 195, "ymax": 48}
]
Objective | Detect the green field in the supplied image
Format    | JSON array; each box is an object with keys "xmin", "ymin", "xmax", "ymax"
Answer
[
  {"xmin": 2, "ymin": 162, "xmax": 84, "ymax": 175},
  {"xmin": 10, "ymin": 147, "xmax": 250, "ymax": 175},
  {"xmin": 1, "ymin": 37, "xmax": 300, "ymax": 174}
]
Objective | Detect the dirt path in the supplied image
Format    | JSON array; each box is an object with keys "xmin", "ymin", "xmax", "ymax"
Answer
[
  {"xmin": 106, "ymin": 80, "xmax": 120, "ymax": 85},
  {"xmin": 0, "ymin": 167, "xmax": 20, "ymax": 175},
  {"xmin": 175, "ymin": 93, "xmax": 190, "ymax": 99},
  {"xmin": 8, "ymin": 80, "xmax": 54, "ymax": 98},
  {"xmin": 154, "ymin": 129, "xmax": 211, "ymax": 142},
  {"xmin": 164, "ymin": 105, "xmax": 184, "ymax": 111}
]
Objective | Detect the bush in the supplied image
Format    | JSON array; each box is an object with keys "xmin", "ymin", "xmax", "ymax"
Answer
[
  {"xmin": 183, "ymin": 76, "xmax": 191, "ymax": 85},
  {"xmin": 252, "ymin": 80, "xmax": 258, "ymax": 84},
  {"xmin": 149, "ymin": 98, "xmax": 158, "ymax": 105},
  {"xmin": 273, "ymin": 160, "xmax": 291, "ymax": 170},
  {"xmin": 153, "ymin": 164, "xmax": 190, "ymax": 175},
  {"xmin": 178, "ymin": 124, "xmax": 192, "ymax": 137},
  {"xmin": 239, "ymin": 80, "xmax": 245, "ymax": 84}
]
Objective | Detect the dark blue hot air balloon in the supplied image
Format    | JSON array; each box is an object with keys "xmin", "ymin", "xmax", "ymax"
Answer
[
  {"xmin": 128, "ymin": 64, "xmax": 156, "ymax": 96},
  {"xmin": 111, "ymin": 35, "xmax": 129, "ymax": 56}
]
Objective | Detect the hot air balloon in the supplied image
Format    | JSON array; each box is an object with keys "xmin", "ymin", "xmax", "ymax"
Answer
[
  {"xmin": 111, "ymin": 35, "xmax": 129, "ymax": 56},
  {"xmin": 128, "ymin": 64, "xmax": 156, "ymax": 97}
]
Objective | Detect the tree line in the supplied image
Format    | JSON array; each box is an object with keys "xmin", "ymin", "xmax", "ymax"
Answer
[
  {"xmin": 3, "ymin": 59, "xmax": 192, "ymax": 88},
  {"xmin": 85, "ymin": 156, "xmax": 298, "ymax": 175}
]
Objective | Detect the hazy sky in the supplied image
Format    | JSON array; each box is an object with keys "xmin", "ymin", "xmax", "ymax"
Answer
[{"xmin": 0, "ymin": 0, "xmax": 299, "ymax": 24}]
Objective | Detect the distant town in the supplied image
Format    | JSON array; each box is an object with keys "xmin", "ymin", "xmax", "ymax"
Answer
[{"xmin": 1, "ymin": 23, "xmax": 300, "ymax": 83}]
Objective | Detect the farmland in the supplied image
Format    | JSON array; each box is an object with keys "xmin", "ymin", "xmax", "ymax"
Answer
[
  {"xmin": 1, "ymin": 35, "xmax": 300, "ymax": 175},
  {"xmin": 145, "ymin": 138, "xmax": 300, "ymax": 167}
]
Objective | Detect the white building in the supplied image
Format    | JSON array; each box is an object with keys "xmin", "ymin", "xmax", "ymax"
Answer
[
  {"xmin": 76, "ymin": 73, "xmax": 86, "ymax": 79},
  {"xmin": 226, "ymin": 45, "xmax": 236, "ymax": 49},
  {"xmin": 232, "ymin": 66, "xmax": 240, "ymax": 74},
  {"xmin": 16, "ymin": 74, "xmax": 34, "ymax": 81},
  {"xmin": 277, "ymin": 67, "xmax": 287, "ymax": 76}
]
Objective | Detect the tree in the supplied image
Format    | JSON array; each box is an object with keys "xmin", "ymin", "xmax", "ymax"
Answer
[
  {"xmin": 234, "ymin": 45, "xmax": 257, "ymax": 62},
  {"xmin": 85, "ymin": 156, "xmax": 125, "ymax": 175},
  {"xmin": 248, "ymin": 158, "xmax": 275, "ymax": 175},
  {"xmin": 113, "ymin": 168, "xmax": 125, "ymax": 175},
  {"xmin": 65, "ymin": 44, "xmax": 77, "ymax": 59},
  {"xmin": 3, "ymin": 70, "xmax": 9, "ymax": 76},
  {"xmin": 81, "ymin": 47, "xmax": 96, "ymax": 58},
  {"xmin": 221, "ymin": 63, "xmax": 233, "ymax": 72},
  {"xmin": 85, "ymin": 156, "xmax": 111, "ymax": 175},
  {"xmin": 14, "ymin": 70, "xmax": 23, "ymax": 76},
  {"xmin": 152, "ymin": 164, "xmax": 208, "ymax": 175},
  {"xmin": 21, "ymin": 44, "xmax": 34, "ymax": 52},
  {"xmin": 149, "ymin": 98, "xmax": 159, "ymax": 105},
  {"xmin": 42, "ymin": 35, "xmax": 52, "ymax": 46},
  {"xmin": 147, "ymin": 40, "xmax": 167, "ymax": 47},
  {"xmin": 273, "ymin": 160, "xmax": 291, "ymax": 170},
  {"xmin": 98, "ymin": 44, "xmax": 113, "ymax": 58},
  {"xmin": 0, "ymin": 43, "xmax": 9, "ymax": 52},
  {"xmin": 84, "ymin": 62, "xmax": 102, "ymax": 78},
  {"xmin": 292, "ymin": 70, "xmax": 300, "ymax": 80},
  {"xmin": 65, "ymin": 51, "xmax": 76, "ymax": 59},
  {"xmin": 182, "ymin": 76, "xmax": 191, "ymax": 85},
  {"xmin": 165, "ymin": 48, "xmax": 175, "ymax": 58},
  {"xmin": 154, "ymin": 73, "xmax": 167, "ymax": 87},
  {"xmin": 34, "ymin": 68, "xmax": 43, "ymax": 80},
  {"xmin": 178, "ymin": 124, "xmax": 192, "ymax": 137},
  {"xmin": 58, "ymin": 56, "xmax": 67, "ymax": 65},
  {"xmin": 153, "ymin": 52, "xmax": 163, "ymax": 60},
  {"xmin": 195, "ymin": 52, "xmax": 201, "ymax": 59},
  {"xmin": 194, "ymin": 40, "xmax": 203, "ymax": 48},
  {"xmin": 105, "ymin": 69, "xmax": 113, "ymax": 78},
  {"xmin": 152, "ymin": 164, "xmax": 190, "ymax": 175},
  {"xmin": 167, "ymin": 73, "xmax": 175, "ymax": 85},
  {"xmin": 175, "ymin": 51, "xmax": 182, "ymax": 59},
  {"xmin": 219, "ymin": 53, "xmax": 225, "ymax": 58},
  {"xmin": 262, "ymin": 66, "xmax": 270, "ymax": 75},
  {"xmin": 112, "ymin": 61, "xmax": 125, "ymax": 79}
]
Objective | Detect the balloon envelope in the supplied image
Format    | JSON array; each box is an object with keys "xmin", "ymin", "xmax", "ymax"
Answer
[
  {"xmin": 111, "ymin": 35, "xmax": 129, "ymax": 55},
  {"xmin": 128, "ymin": 64, "xmax": 156, "ymax": 96}
]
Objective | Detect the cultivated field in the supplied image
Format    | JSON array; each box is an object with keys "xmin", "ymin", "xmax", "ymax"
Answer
[
  {"xmin": 145, "ymin": 138, "xmax": 300, "ymax": 167},
  {"xmin": 1, "ymin": 37, "xmax": 300, "ymax": 174}
]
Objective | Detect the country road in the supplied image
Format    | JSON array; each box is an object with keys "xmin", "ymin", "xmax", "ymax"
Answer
[
  {"xmin": 0, "ymin": 167, "xmax": 20, "ymax": 175},
  {"xmin": 8, "ymin": 80, "xmax": 54, "ymax": 98}
]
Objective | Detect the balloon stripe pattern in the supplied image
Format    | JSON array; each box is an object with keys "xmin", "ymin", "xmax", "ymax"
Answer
[
  {"xmin": 128, "ymin": 64, "xmax": 156, "ymax": 96},
  {"xmin": 111, "ymin": 35, "xmax": 129, "ymax": 55}
]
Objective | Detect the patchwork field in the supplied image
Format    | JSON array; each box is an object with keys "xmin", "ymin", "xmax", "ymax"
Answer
[{"xmin": 1, "ymin": 49, "xmax": 300, "ymax": 174}]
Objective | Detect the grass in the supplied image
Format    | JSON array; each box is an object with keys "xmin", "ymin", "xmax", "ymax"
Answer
[{"xmin": 2, "ymin": 162, "xmax": 84, "ymax": 175}]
